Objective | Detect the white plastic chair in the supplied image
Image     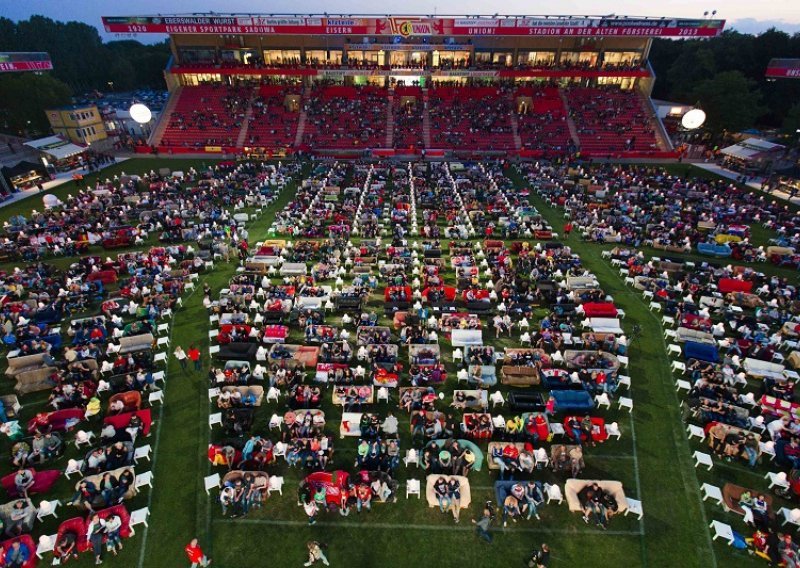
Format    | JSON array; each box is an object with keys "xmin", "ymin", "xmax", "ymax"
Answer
[
  {"xmin": 135, "ymin": 471, "xmax": 154, "ymax": 490},
  {"xmin": 36, "ymin": 499, "xmax": 60, "ymax": 522},
  {"xmin": 64, "ymin": 459, "xmax": 83, "ymax": 479},
  {"xmin": 134, "ymin": 444, "xmax": 152, "ymax": 463},
  {"xmin": 377, "ymin": 387, "xmax": 389, "ymax": 403},
  {"xmin": 74, "ymin": 430, "xmax": 94, "ymax": 449},
  {"xmin": 204, "ymin": 473, "xmax": 221, "ymax": 494},
  {"xmin": 406, "ymin": 479, "xmax": 421, "ymax": 499},
  {"xmin": 268, "ymin": 475, "xmax": 284, "ymax": 496},
  {"xmin": 128, "ymin": 507, "xmax": 150, "ymax": 536},
  {"xmin": 36, "ymin": 534, "xmax": 55, "ymax": 559},
  {"xmin": 625, "ymin": 498, "xmax": 643, "ymax": 520},
  {"xmin": 545, "ymin": 483, "xmax": 563, "ymax": 504},
  {"xmin": 594, "ymin": 393, "xmax": 611, "ymax": 409},
  {"xmin": 489, "ymin": 391, "xmax": 505, "ymax": 408}
]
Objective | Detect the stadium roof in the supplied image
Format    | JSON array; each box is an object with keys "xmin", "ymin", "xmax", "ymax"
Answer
[{"xmin": 102, "ymin": 14, "xmax": 725, "ymax": 38}]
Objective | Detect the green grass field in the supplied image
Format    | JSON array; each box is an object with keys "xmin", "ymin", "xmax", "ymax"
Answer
[{"xmin": 0, "ymin": 158, "xmax": 791, "ymax": 567}]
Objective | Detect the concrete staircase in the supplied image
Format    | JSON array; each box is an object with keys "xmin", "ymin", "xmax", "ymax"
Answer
[
  {"xmin": 558, "ymin": 89, "xmax": 581, "ymax": 150},
  {"xmin": 421, "ymin": 89, "xmax": 432, "ymax": 148},
  {"xmin": 147, "ymin": 85, "xmax": 182, "ymax": 146},
  {"xmin": 235, "ymin": 92, "xmax": 256, "ymax": 147},
  {"xmin": 640, "ymin": 93, "xmax": 674, "ymax": 152},
  {"xmin": 293, "ymin": 110, "xmax": 308, "ymax": 148},
  {"xmin": 508, "ymin": 95, "xmax": 522, "ymax": 151},
  {"xmin": 385, "ymin": 92, "xmax": 395, "ymax": 148}
]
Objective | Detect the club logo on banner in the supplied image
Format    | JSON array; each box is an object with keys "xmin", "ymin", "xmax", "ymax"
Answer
[{"xmin": 390, "ymin": 18, "xmax": 434, "ymax": 37}]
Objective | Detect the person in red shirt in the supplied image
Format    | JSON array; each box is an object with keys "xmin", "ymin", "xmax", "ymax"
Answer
[
  {"xmin": 187, "ymin": 345, "xmax": 202, "ymax": 372},
  {"xmin": 185, "ymin": 538, "xmax": 211, "ymax": 567}
]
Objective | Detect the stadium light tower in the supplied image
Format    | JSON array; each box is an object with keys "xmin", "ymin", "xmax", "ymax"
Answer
[
  {"xmin": 681, "ymin": 109, "xmax": 706, "ymax": 130},
  {"xmin": 129, "ymin": 103, "xmax": 152, "ymax": 125},
  {"xmin": 129, "ymin": 102, "xmax": 153, "ymax": 137}
]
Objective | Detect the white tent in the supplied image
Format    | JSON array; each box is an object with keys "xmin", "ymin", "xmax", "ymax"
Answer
[
  {"xmin": 24, "ymin": 135, "xmax": 86, "ymax": 161},
  {"xmin": 720, "ymin": 138, "xmax": 784, "ymax": 161}
]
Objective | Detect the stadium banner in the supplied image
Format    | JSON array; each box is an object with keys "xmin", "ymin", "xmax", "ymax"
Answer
[
  {"xmin": 766, "ymin": 68, "xmax": 800, "ymax": 78},
  {"xmin": 0, "ymin": 52, "xmax": 53, "ymax": 72},
  {"xmin": 765, "ymin": 59, "xmax": 800, "ymax": 79},
  {"xmin": 102, "ymin": 15, "xmax": 725, "ymax": 38},
  {"xmin": 346, "ymin": 44, "xmax": 466, "ymax": 52},
  {"xmin": 0, "ymin": 61, "xmax": 53, "ymax": 72}
]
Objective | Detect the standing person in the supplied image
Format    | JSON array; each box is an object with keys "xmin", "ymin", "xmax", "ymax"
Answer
[
  {"xmin": 185, "ymin": 538, "xmax": 212, "ymax": 567},
  {"xmin": 303, "ymin": 541, "xmax": 330, "ymax": 567},
  {"xmin": 174, "ymin": 345, "xmax": 188, "ymax": 372},
  {"xmin": 86, "ymin": 513, "xmax": 106, "ymax": 565},
  {"xmin": 188, "ymin": 345, "xmax": 202, "ymax": 372},
  {"xmin": 471, "ymin": 507, "xmax": 493, "ymax": 543},
  {"xmin": 528, "ymin": 544, "xmax": 550, "ymax": 567}
]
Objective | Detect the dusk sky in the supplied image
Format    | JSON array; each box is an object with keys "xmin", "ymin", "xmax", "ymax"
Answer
[{"xmin": 4, "ymin": 0, "xmax": 800, "ymax": 42}]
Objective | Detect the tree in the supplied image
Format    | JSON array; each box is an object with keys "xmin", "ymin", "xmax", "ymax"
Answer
[
  {"xmin": 0, "ymin": 73, "xmax": 72, "ymax": 135},
  {"xmin": 666, "ymin": 46, "xmax": 717, "ymax": 102},
  {"xmin": 690, "ymin": 71, "xmax": 766, "ymax": 135}
]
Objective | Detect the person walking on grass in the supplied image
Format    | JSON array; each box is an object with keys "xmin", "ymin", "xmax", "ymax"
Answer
[
  {"xmin": 185, "ymin": 538, "xmax": 211, "ymax": 567},
  {"xmin": 304, "ymin": 541, "xmax": 330, "ymax": 566},
  {"xmin": 188, "ymin": 345, "xmax": 201, "ymax": 372},
  {"xmin": 174, "ymin": 345, "xmax": 188, "ymax": 372},
  {"xmin": 528, "ymin": 543, "xmax": 550, "ymax": 567},
  {"xmin": 472, "ymin": 507, "xmax": 494, "ymax": 543}
]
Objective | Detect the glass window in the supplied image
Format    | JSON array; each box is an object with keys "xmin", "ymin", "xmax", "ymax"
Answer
[
  {"xmin": 347, "ymin": 50, "xmax": 381, "ymax": 65},
  {"xmin": 492, "ymin": 52, "xmax": 513, "ymax": 66},
  {"xmin": 560, "ymin": 51, "xmax": 598, "ymax": 67},
  {"xmin": 602, "ymin": 51, "xmax": 642, "ymax": 68},
  {"xmin": 517, "ymin": 51, "xmax": 556, "ymax": 67},
  {"xmin": 179, "ymin": 49, "xmax": 216, "ymax": 65},
  {"xmin": 474, "ymin": 51, "xmax": 491, "ymax": 65},
  {"xmin": 263, "ymin": 50, "xmax": 301, "ymax": 65},
  {"xmin": 436, "ymin": 50, "xmax": 470, "ymax": 68}
]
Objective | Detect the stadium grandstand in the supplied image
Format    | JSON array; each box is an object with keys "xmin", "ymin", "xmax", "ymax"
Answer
[{"xmin": 102, "ymin": 14, "xmax": 726, "ymax": 158}]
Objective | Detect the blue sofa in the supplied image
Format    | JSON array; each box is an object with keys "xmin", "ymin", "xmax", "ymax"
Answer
[
  {"xmin": 684, "ymin": 340, "xmax": 719, "ymax": 363},
  {"xmin": 697, "ymin": 243, "xmax": 732, "ymax": 257},
  {"xmin": 551, "ymin": 390, "xmax": 594, "ymax": 412}
]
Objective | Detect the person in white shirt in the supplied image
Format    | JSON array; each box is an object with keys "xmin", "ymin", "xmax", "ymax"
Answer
[
  {"xmin": 105, "ymin": 514, "xmax": 124, "ymax": 555},
  {"xmin": 767, "ymin": 416, "xmax": 789, "ymax": 441},
  {"xmin": 174, "ymin": 346, "xmax": 188, "ymax": 372}
]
